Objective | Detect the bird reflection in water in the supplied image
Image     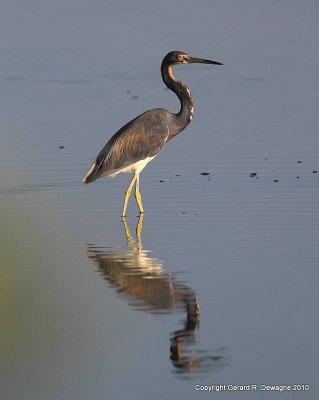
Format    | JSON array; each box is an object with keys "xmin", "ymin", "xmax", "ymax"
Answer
[{"xmin": 87, "ymin": 215, "xmax": 226, "ymax": 377}]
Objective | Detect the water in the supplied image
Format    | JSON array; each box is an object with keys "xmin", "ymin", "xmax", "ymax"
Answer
[{"xmin": 1, "ymin": 1, "xmax": 319, "ymax": 399}]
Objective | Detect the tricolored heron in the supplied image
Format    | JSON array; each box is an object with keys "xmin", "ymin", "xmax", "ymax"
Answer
[{"xmin": 83, "ymin": 51, "xmax": 223, "ymax": 215}]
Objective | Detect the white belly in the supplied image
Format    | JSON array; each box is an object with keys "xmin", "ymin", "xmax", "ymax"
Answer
[{"xmin": 110, "ymin": 156, "xmax": 156, "ymax": 177}]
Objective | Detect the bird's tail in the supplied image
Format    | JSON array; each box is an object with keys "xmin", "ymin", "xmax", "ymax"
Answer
[{"xmin": 83, "ymin": 162, "xmax": 98, "ymax": 184}]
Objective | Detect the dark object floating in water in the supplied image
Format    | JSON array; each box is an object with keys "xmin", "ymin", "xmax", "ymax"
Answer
[
  {"xmin": 250, "ymin": 172, "xmax": 257, "ymax": 177},
  {"xmin": 296, "ymin": 176, "xmax": 300, "ymax": 179},
  {"xmin": 176, "ymin": 174, "xmax": 180, "ymax": 177},
  {"xmin": 131, "ymin": 95, "xmax": 138, "ymax": 100},
  {"xmin": 265, "ymin": 158, "xmax": 268, "ymax": 161},
  {"xmin": 182, "ymin": 211, "xmax": 186, "ymax": 214},
  {"xmin": 312, "ymin": 170, "xmax": 318, "ymax": 173},
  {"xmin": 159, "ymin": 180, "xmax": 164, "ymax": 182},
  {"xmin": 274, "ymin": 179, "xmax": 279, "ymax": 182},
  {"xmin": 200, "ymin": 172, "xmax": 210, "ymax": 176},
  {"xmin": 59, "ymin": 146, "xmax": 64, "ymax": 149},
  {"xmin": 297, "ymin": 161, "xmax": 302, "ymax": 163}
]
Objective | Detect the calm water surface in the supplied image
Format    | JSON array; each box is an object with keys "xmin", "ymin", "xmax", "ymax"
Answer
[{"xmin": 1, "ymin": 1, "xmax": 319, "ymax": 399}]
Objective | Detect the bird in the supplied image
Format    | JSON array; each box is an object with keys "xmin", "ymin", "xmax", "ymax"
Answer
[{"xmin": 83, "ymin": 51, "xmax": 223, "ymax": 216}]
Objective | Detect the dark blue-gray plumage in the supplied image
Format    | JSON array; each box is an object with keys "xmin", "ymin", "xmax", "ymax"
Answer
[{"xmin": 83, "ymin": 51, "xmax": 222, "ymax": 216}]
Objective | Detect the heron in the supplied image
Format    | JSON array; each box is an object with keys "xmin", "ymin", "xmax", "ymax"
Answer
[{"xmin": 83, "ymin": 51, "xmax": 222, "ymax": 216}]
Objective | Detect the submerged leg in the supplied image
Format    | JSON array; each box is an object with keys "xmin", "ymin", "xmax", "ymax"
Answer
[
  {"xmin": 122, "ymin": 214, "xmax": 144, "ymax": 250},
  {"xmin": 122, "ymin": 216, "xmax": 134, "ymax": 246},
  {"xmin": 134, "ymin": 173, "xmax": 144, "ymax": 214},
  {"xmin": 122, "ymin": 175, "xmax": 137, "ymax": 217},
  {"xmin": 136, "ymin": 213, "xmax": 144, "ymax": 249}
]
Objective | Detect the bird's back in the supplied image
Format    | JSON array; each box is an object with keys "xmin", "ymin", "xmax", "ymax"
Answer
[{"xmin": 83, "ymin": 108, "xmax": 174, "ymax": 184}]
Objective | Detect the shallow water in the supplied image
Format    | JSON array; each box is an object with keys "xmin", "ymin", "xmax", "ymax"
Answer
[{"xmin": 1, "ymin": 1, "xmax": 319, "ymax": 399}]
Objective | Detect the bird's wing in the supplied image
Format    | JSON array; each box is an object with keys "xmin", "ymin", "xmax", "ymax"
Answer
[{"xmin": 84, "ymin": 109, "xmax": 170, "ymax": 182}]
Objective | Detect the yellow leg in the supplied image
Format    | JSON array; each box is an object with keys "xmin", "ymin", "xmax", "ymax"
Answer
[
  {"xmin": 134, "ymin": 174, "xmax": 144, "ymax": 214},
  {"xmin": 122, "ymin": 175, "xmax": 137, "ymax": 217}
]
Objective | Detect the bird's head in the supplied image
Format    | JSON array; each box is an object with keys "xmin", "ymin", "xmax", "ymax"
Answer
[{"xmin": 163, "ymin": 51, "xmax": 223, "ymax": 66}]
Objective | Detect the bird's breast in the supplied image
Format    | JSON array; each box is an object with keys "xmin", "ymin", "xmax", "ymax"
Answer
[{"xmin": 109, "ymin": 156, "xmax": 156, "ymax": 177}]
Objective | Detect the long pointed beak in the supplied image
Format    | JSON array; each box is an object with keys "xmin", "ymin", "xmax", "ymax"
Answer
[{"xmin": 189, "ymin": 57, "xmax": 223, "ymax": 65}]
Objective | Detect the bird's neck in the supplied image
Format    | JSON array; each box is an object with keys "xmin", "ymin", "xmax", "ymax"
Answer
[{"xmin": 161, "ymin": 63, "xmax": 194, "ymax": 132}]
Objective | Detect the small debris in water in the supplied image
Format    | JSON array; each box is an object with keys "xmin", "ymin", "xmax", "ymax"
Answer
[
  {"xmin": 59, "ymin": 146, "xmax": 64, "ymax": 149},
  {"xmin": 169, "ymin": 177, "xmax": 173, "ymax": 180},
  {"xmin": 200, "ymin": 172, "xmax": 210, "ymax": 176},
  {"xmin": 159, "ymin": 180, "xmax": 164, "ymax": 182},
  {"xmin": 274, "ymin": 179, "xmax": 279, "ymax": 182},
  {"xmin": 182, "ymin": 212, "xmax": 186, "ymax": 214},
  {"xmin": 296, "ymin": 176, "xmax": 300, "ymax": 179},
  {"xmin": 312, "ymin": 170, "xmax": 318, "ymax": 174},
  {"xmin": 297, "ymin": 161, "xmax": 302, "ymax": 163},
  {"xmin": 131, "ymin": 95, "xmax": 138, "ymax": 100},
  {"xmin": 265, "ymin": 158, "xmax": 268, "ymax": 161},
  {"xmin": 250, "ymin": 172, "xmax": 257, "ymax": 177},
  {"xmin": 176, "ymin": 174, "xmax": 180, "ymax": 177},
  {"xmin": 194, "ymin": 213, "xmax": 198, "ymax": 216}
]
